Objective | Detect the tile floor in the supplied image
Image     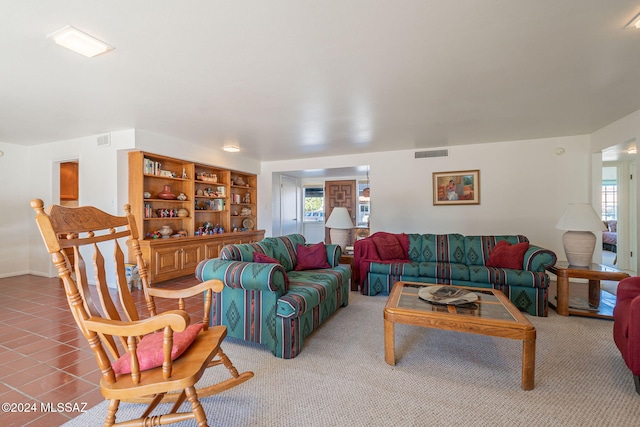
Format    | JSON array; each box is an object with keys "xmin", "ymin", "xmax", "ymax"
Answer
[{"xmin": 0, "ymin": 274, "xmax": 202, "ymax": 427}]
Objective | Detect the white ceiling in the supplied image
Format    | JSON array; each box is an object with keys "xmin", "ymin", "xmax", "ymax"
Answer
[{"xmin": 2, "ymin": 1, "xmax": 640, "ymax": 162}]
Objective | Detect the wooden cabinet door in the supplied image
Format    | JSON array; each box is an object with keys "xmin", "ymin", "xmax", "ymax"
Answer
[
  {"xmin": 203, "ymin": 242, "xmax": 220, "ymax": 260},
  {"xmin": 153, "ymin": 246, "xmax": 181, "ymax": 279},
  {"xmin": 181, "ymin": 244, "xmax": 202, "ymax": 270}
]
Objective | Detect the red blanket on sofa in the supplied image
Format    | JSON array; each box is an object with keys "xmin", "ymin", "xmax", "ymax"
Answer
[{"xmin": 353, "ymin": 232, "xmax": 410, "ymax": 290}]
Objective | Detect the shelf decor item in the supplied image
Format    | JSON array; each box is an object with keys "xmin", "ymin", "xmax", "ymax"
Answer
[
  {"xmin": 159, "ymin": 225, "xmax": 173, "ymax": 238},
  {"xmin": 157, "ymin": 185, "xmax": 176, "ymax": 200}
]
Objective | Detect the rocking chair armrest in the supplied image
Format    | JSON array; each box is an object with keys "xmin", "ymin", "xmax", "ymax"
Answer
[
  {"xmin": 146, "ymin": 279, "xmax": 224, "ymax": 300},
  {"xmin": 84, "ymin": 310, "xmax": 190, "ymax": 337}
]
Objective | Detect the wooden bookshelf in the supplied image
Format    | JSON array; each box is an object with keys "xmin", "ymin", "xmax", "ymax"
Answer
[{"xmin": 128, "ymin": 151, "xmax": 264, "ymax": 283}]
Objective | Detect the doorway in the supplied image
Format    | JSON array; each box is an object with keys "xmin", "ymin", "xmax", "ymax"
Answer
[
  {"xmin": 59, "ymin": 160, "xmax": 79, "ymax": 207},
  {"xmin": 601, "ymin": 142, "xmax": 637, "ymax": 275},
  {"xmin": 280, "ymin": 175, "xmax": 300, "ymax": 236}
]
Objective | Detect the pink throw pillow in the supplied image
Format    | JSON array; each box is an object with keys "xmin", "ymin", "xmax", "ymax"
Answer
[
  {"xmin": 373, "ymin": 234, "xmax": 405, "ymax": 260},
  {"xmin": 254, "ymin": 252, "xmax": 280, "ymax": 264},
  {"xmin": 112, "ymin": 323, "xmax": 203, "ymax": 375},
  {"xmin": 295, "ymin": 242, "xmax": 331, "ymax": 271},
  {"xmin": 486, "ymin": 241, "xmax": 529, "ymax": 270}
]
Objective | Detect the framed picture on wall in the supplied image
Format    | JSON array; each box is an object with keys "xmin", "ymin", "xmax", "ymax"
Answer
[{"xmin": 433, "ymin": 170, "xmax": 480, "ymax": 205}]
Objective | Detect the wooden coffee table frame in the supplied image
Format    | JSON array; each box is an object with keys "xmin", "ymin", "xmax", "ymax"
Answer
[{"xmin": 384, "ymin": 281, "xmax": 536, "ymax": 390}]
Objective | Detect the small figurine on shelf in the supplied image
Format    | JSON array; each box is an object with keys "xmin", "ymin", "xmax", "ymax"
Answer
[{"xmin": 244, "ymin": 192, "xmax": 251, "ymax": 203}]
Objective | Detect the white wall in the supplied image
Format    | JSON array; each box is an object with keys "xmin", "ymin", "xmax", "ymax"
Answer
[
  {"xmin": 26, "ymin": 131, "xmax": 136, "ymax": 278},
  {"xmin": 1, "ymin": 121, "xmax": 631, "ymax": 278},
  {"xmin": 133, "ymin": 130, "xmax": 260, "ymax": 174},
  {"xmin": 0, "ymin": 142, "xmax": 31, "ymax": 277},
  {"xmin": 0, "ymin": 128, "xmax": 261, "ymax": 279},
  {"xmin": 260, "ymin": 135, "xmax": 592, "ymax": 259}
]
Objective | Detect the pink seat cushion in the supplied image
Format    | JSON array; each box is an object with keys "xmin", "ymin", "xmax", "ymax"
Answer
[
  {"xmin": 486, "ymin": 240, "xmax": 529, "ymax": 270},
  {"xmin": 295, "ymin": 242, "xmax": 331, "ymax": 271},
  {"xmin": 112, "ymin": 323, "xmax": 203, "ymax": 375}
]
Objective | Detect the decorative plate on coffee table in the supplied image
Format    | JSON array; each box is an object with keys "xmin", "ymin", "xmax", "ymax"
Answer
[{"xmin": 418, "ymin": 285, "xmax": 478, "ymax": 306}]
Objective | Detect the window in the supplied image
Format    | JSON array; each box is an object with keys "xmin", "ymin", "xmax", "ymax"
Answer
[
  {"xmin": 602, "ymin": 166, "xmax": 617, "ymax": 221},
  {"xmin": 304, "ymin": 187, "xmax": 324, "ymax": 222},
  {"xmin": 358, "ymin": 181, "xmax": 370, "ymax": 226}
]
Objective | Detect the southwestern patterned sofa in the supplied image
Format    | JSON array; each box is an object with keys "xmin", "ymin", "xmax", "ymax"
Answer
[
  {"xmin": 354, "ymin": 232, "xmax": 556, "ymax": 316},
  {"xmin": 195, "ymin": 234, "xmax": 350, "ymax": 359}
]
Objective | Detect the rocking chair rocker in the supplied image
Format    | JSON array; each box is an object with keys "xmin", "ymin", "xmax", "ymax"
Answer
[{"xmin": 31, "ymin": 199, "xmax": 253, "ymax": 427}]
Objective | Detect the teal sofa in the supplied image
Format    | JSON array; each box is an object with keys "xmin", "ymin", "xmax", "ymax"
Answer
[
  {"xmin": 354, "ymin": 232, "xmax": 556, "ymax": 316},
  {"xmin": 195, "ymin": 234, "xmax": 350, "ymax": 359}
]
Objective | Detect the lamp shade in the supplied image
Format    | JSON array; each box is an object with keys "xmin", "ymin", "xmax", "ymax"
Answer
[
  {"xmin": 555, "ymin": 204, "xmax": 607, "ymax": 231},
  {"xmin": 325, "ymin": 207, "xmax": 354, "ymax": 229}
]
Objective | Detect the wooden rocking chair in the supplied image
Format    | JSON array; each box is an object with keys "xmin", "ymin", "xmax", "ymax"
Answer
[{"xmin": 31, "ymin": 199, "xmax": 253, "ymax": 427}]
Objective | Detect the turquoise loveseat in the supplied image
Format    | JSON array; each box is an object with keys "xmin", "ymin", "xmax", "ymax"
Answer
[
  {"xmin": 195, "ymin": 234, "xmax": 350, "ymax": 359},
  {"xmin": 354, "ymin": 232, "xmax": 556, "ymax": 316}
]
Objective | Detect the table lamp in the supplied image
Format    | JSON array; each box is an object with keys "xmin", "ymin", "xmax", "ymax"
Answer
[
  {"xmin": 555, "ymin": 203, "xmax": 607, "ymax": 267},
  {"xmin": 325, "ymin": 207, "xmax": 354, "ymax": 251}
]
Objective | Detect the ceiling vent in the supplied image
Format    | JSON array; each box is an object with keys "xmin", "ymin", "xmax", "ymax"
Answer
[
  {"xmin": 97, "ymin": 134, "xmax": 111, "ymax": 147},
  {"xmin": 415, "ymin": 149, "xmax": 448, "ymax": 159}
]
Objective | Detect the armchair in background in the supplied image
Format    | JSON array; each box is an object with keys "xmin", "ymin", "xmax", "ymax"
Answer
[{"xmin": 613, "ymin": 276, "xmax": 640, "ymax": 395}]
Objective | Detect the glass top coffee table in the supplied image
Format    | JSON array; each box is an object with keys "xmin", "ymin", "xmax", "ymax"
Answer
[{"xmin": 384, "ymin": 281, "xmax": 536, "ymax": 390}]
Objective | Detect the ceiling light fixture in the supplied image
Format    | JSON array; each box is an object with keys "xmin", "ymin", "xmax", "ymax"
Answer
[
  {"xmin": 223, "ymin": 146, "xmax": 240, "ymax": 153},
  {"xmin": 625, "ymin": 12, "xmax": 640, "ymax": 29},
  {"xmin": 47, "ymin": 25, "xmax": 114, "ymax": 57}
]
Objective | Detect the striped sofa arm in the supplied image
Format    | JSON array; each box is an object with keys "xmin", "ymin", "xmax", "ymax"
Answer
[
  {"xmin": 325, "ymin": 244, "xmax": 342, "ymax": 267},
  {"xmin": 523, "ymin": 245, "xmax": 557, "ymax": 272},
  {"xmin": 195, "ymin": 258, "xmax": 289, "ymax": 295}
]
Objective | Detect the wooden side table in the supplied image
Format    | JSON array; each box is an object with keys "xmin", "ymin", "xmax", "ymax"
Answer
[
  {"xmin": 339, "ymin": 253, "xmax": 357, "ymax": 291},
  {"xmin": 546, "ymin": 262, "xmax": 629, "ymax": 319}
]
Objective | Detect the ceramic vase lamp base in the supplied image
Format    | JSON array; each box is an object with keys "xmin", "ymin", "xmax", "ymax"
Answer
[
  {"xmin": 329, "ymin": 228, "xmax": 350, "ymax": 252},
  {"xmin": 562, "ymin": 230, "xmax": 596, "ymax": 267}
]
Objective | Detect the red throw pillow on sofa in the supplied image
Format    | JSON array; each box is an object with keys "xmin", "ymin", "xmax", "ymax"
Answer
[
  {"xmin": 486, "ymin": 240, "xmax": 529, "ymax": 270},
  {"xmin": 372, "ymin": 234, "xmax": 406, "ymax": 260},
  {"xmin": 112, "ymin": 323, "xmax": 203, "ymax": 375},
  {"xmin": 254, "ymin": 252, "xmax": 281, "ymax": 264},
  {"xmin": 295, "ymin": 242, "xmax": 331, "ymax": 271}
]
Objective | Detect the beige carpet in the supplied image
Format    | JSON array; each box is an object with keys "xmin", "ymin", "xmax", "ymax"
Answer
[{"xmin": 63, "ymin": 292, "xmax": 639, "ymax": 427}]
